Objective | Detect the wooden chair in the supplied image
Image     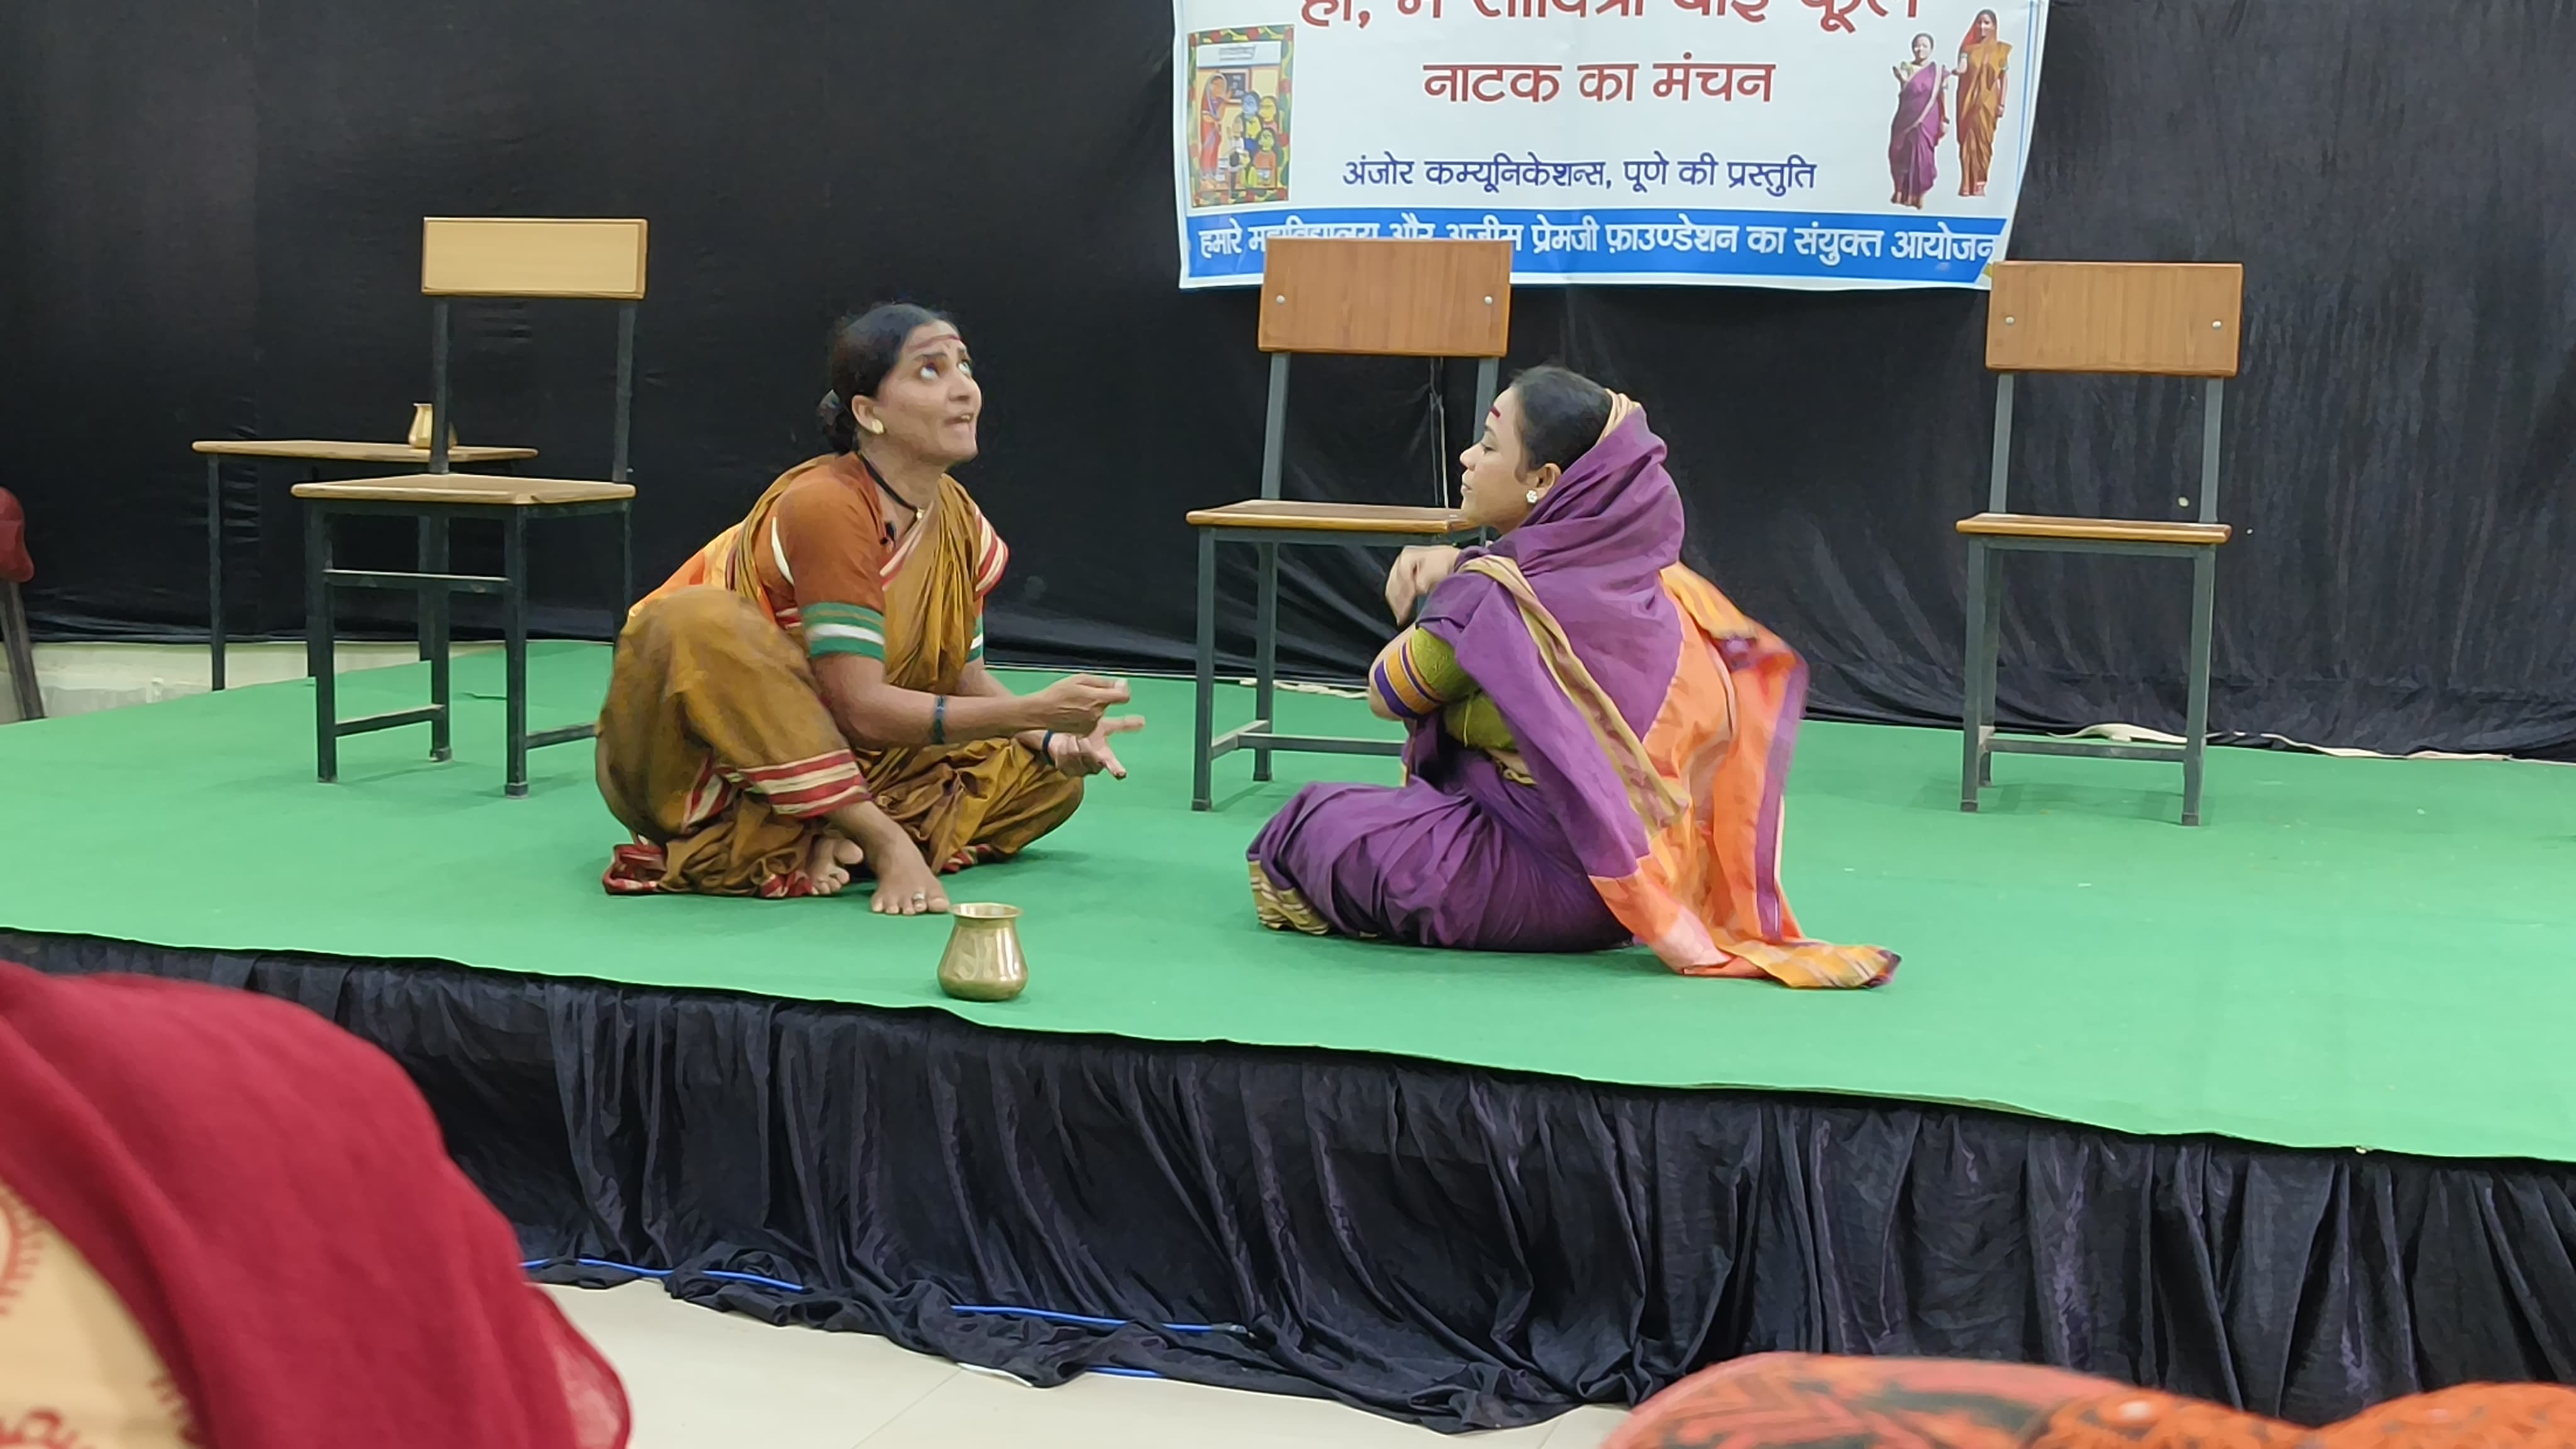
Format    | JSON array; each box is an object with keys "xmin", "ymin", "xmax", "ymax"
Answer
[
  {"xmin": 1187, "ymin": 237, "xmax": 1511, "ymax": 811},
  {"xmin": 294, "ymin": 218, "xmax": 645, "ymax": 796},
  {"xmin": 1958, "ymin": 260, "xmax": 2244, "ymax": 826}
]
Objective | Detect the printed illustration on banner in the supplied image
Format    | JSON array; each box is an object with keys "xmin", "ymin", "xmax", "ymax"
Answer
[{"xmin": 1190, "ymin": 26, "xmax": 1296, "ymax": 208}]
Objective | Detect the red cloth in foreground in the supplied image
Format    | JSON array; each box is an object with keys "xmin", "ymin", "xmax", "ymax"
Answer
[
  {"xmin": 1604, "ymin": 1353, "xmax": 2576, "ymax": 1448},
  {"xmin": 0, "ymin": 963, "xmax": 629, "ymax": 1449},
  {"xmin": 0, "ymin": 488, "xmax": 31, "ymax": 584}
]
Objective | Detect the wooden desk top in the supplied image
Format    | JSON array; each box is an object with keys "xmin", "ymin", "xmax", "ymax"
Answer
[
  {"xmin": 1957, "ymin": 512, "xmax": 2233, "ymax": 547},
  {"xmin": 1186, "ymin": 499, "xmax": 1475, "ymax": 535},
  {"xmin": 193, "ymin": 439, "xmax": 539, "ymax": 464},
  {"xmin": 292, "ymin": 472, "xmax": 633, "ymax": 507}
]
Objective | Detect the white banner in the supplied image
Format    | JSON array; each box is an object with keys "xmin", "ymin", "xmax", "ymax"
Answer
[{"xmin": 1173, "ymin": 0, "xmax": 2048, "ymax": 290}]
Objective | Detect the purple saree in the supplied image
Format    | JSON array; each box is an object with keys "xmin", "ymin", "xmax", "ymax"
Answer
[
  {"xmin": 1889, "ymin": 62, "xmax": 1945, "ymax": 203},
  {"xmin": 1247, "ymin": 404, "xmax": 1896, "ymax": 987}
]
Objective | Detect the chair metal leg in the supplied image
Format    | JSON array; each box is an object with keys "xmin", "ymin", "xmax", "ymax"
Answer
[
  {"xmin": 618, "ymin": 501, "xmax": 635, "ymax": 624},
  {"xmin": 206, "ymin": 454, "xmax": 226, "ymax": 692},
  {"xmin": 1193, "ymin": 528, "xmax": 1218, "ymax": 812},
  {"xmin": 2182, "ymin": 549, "xmax": 2217, "ymax": 826},
  {"xmin": 1960, "ymin": 540, "xmax": 1990, "ymax": 811},
  {"xmin": 503, "ymin": 510, "xmax": 531, "ymax": 797},
  {"xmin": 308, "ymin": 506, "xmax": 336, "ymax": 783},
  {"xmin": 1252, "ymin": 540, "xmax": 1277, "ymax": 782},
  {"xmin": 1978, "ymin": 548, "xmax": 2001, "ymax": 787},
  {"xmin": 3, "ymin": 579, "xmax": 43, "ymax": 721},
  {"xmin": 421, "ymin": 514, "xmax": 452, "ymax": 762}
]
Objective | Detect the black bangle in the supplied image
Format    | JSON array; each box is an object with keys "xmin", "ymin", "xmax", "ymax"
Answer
[
  {"xmin": 1036, "ymin": 730, "xmax": 1060, "ymax": 766},
  {"xmin": 931, "ymin": 695, "xmax": 947, "ymax": 745}
]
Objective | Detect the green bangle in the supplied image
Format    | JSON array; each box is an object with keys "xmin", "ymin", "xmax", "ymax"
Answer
[{"xmin": 931, "ymin": 694, "xmax": 947, "ymax": 745}]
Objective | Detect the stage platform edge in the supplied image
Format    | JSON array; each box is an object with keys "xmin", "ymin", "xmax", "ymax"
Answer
[{"xmin": 9, "ymin": 930, "xmax": 2573, "ymax": 1433}]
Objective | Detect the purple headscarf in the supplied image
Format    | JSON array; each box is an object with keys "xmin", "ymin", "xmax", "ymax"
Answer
[{"xmin": 1413, "ymin": 409, "xmax": 1687, "ymax": 879}]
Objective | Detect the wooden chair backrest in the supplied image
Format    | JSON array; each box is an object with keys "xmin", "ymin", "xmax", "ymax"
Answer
[
  {"xmin": 1257, "ymin": 239, "xmax": 1511, "ymax": 358},
  {"xmin": 421, "ymin": 218, "xmax": 650, "ymax": 301},
  {"xmin": 1984, "ymin": 262, "xmax": 2242, "ymax": 377}
]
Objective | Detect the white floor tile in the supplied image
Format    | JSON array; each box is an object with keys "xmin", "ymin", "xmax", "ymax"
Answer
[
  {"xmin": 854, "ymin": 1367, "xmax": 1557, "ymax": 1448},
  {"xmin": 545, "ymin": 1284, "xmax": 1634, "ymax": 1449},
  {"xmin": 4, "ymin": 640, "xmax": 493, "ymax": 721},
  {"xmin": 544, "ymin": 1282, "xmax": 956, "ymax": 1449},
  {"xmin": 1538, "ymin": 1405, "xmax": 1629, "ymax": 1448}
]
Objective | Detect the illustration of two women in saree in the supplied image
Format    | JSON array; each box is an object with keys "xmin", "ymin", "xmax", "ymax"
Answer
[
  {"xmin": 1189, "ymin": 27, "xmax": 1294, "ymax": 207},
  {"xmin": 1887, "ymin": 8, "xmax": 2012, "ymax": 209}
]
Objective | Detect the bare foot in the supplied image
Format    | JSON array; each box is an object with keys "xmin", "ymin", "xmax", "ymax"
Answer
[
  {"xmin": 806, "ymin": 832, "xmax": 865, "ymax": 896},
  {"xmin": 869, "ymin": 844, "xmax": 952, "ymax": 916}
]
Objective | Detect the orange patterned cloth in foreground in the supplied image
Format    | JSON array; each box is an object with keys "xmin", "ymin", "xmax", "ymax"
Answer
[{"xmin": 1604, "ymin": 1355, "xmax": 2576, "ymax": 1449}]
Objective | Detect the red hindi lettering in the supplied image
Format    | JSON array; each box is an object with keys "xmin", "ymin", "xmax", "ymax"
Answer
[
  {"xmin": 1304, "ymin": 0, "xmax": 1355, "ymax": 24},
  {"xmin": 1507, "ymin": 63, "xmax": 1565, "ymax": 101},
  {"xmin": 1577, "ymin": 60, "xmax": 1639, "ymax": 100},
  {"xmin": 1801, "ymin": 0, "xmax": 1861, "ymax": 32},
  {"xmin": 1423, "ymin": 63, "xmax": 1472, "ymax": 100},
  {"xmin": 1397, "ymin": 0, "xmax": 1445, "ymax": 13},
  {"xmin": 1674, "ymin": 0, "xmax": 1768, "ymax": 16}
]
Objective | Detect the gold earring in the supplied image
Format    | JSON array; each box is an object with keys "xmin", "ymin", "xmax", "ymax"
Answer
[{"xmin": 861, "ymin": 417, "xmax": 886, "ymax": 435}]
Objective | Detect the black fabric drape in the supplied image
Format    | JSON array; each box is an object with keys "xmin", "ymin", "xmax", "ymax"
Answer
[
  {"xmin": 3, "ymin": 2, "xmax": 2573, "ymax": 755},
  {"xmin": 9, "ymin": 931, "xmax": 2573, "ymax": 1433}
]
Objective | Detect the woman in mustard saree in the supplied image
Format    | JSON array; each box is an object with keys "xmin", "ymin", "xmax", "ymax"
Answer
[
  {"xmin": 596, "ymin": 306, "xmax": 1142, "ymax": 910},
  {"xmin": 1954, "ymin": 9, "xmax": 2011, "ymax": 197},
  {"xmin": 1247, "ymin": 368, "xmax": 1894, "ymax": 987}
]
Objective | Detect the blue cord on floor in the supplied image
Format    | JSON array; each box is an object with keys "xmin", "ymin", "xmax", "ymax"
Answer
[
  {"xmin": 950, "ymin": 1304, "xmax": 1236, "ymax": 1335},
  {"xmin": 528, "ymin": 1259, "xmax": 1238, "ymax": 1336}
]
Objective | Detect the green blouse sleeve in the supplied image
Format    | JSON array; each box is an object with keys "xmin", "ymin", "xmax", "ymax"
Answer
[{"xmin": 1371, "ymin": 626, "xmax": 1475, "ymax": 721}]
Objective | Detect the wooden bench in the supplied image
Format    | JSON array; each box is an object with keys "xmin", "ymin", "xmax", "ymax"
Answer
[{"xmin": 192, "ymin": 438, "xmax": 538, "ymax": 691}]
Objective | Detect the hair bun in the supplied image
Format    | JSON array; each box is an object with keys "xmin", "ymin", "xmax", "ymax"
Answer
[{"xmin": 816, "ymin": 389, "xmax": 857, "ymax": 453}]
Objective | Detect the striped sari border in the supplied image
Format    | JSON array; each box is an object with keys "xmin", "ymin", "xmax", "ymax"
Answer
[
  {"xmin": 800, "ymin": 601, "xmax": 887, "ymax": 661},
  {"xmin": 729, "ymin": 749, "xmax": 871, "ymax": 818}
]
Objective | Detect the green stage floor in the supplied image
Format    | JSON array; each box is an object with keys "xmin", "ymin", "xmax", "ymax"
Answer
[{"xmin": 3, "ymin": 644, "xmax": 2572, "ymax": 1163}]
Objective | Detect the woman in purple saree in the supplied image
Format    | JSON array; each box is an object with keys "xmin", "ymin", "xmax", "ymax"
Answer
[
  {"xmin": 1888, "ymin": 33, "xmax": 1947, "ymax": 209},
  {"xmin": 1246, "ymin": 369, "xmax": 1894, "ymax": 988}
]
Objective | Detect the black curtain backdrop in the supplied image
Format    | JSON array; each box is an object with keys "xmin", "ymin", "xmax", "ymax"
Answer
[{"xmin": 4, "ymin": 1, "xmax": 2573, "ymax": 755}]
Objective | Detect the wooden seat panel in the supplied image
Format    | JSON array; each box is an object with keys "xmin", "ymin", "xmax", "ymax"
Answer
[
  {"xmin": 195, "ymin": 439, "xmax": 537, "ymax": 464},
  {"xmin": 292, "ymin": 472, "xmax": 634, "ymax": 507},
  {"xmin": 1957, "ymin": 512, "xmax": 2231, "ymax": 547},
  {"xmin": 1186, "ymin": 499, "xmax": 1474, "ymax": 535}
]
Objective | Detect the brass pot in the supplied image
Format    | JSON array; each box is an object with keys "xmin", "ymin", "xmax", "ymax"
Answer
[
  {"xmin": 937, "ymin": 903, "xmax": 1027, "ymax": 1002},
  {"xmin": 406, "ymin": 404, "xmax": 457, "ymax": 451}
]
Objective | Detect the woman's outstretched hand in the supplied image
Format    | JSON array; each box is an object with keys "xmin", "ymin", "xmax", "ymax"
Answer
[
  {"xmin": 1385, "ymin": 546, "xmax": 1463, "ymax": 622},
  {"xmin": 1029, "ymin": 674, "xmax": 1131, "ymax": 734},
  {"xmin": 1048, "ymin": 716, "xmax": 1146, "ymax": 780}
]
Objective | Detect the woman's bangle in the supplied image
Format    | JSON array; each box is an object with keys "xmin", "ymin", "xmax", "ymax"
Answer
[
  {"xmin": 931, "ymin": 695, "xmax": 947, "ymax": 745},
  {"xmin": 1035, "ymin": 731, "xmax": 1062, "ymax": 766}
]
